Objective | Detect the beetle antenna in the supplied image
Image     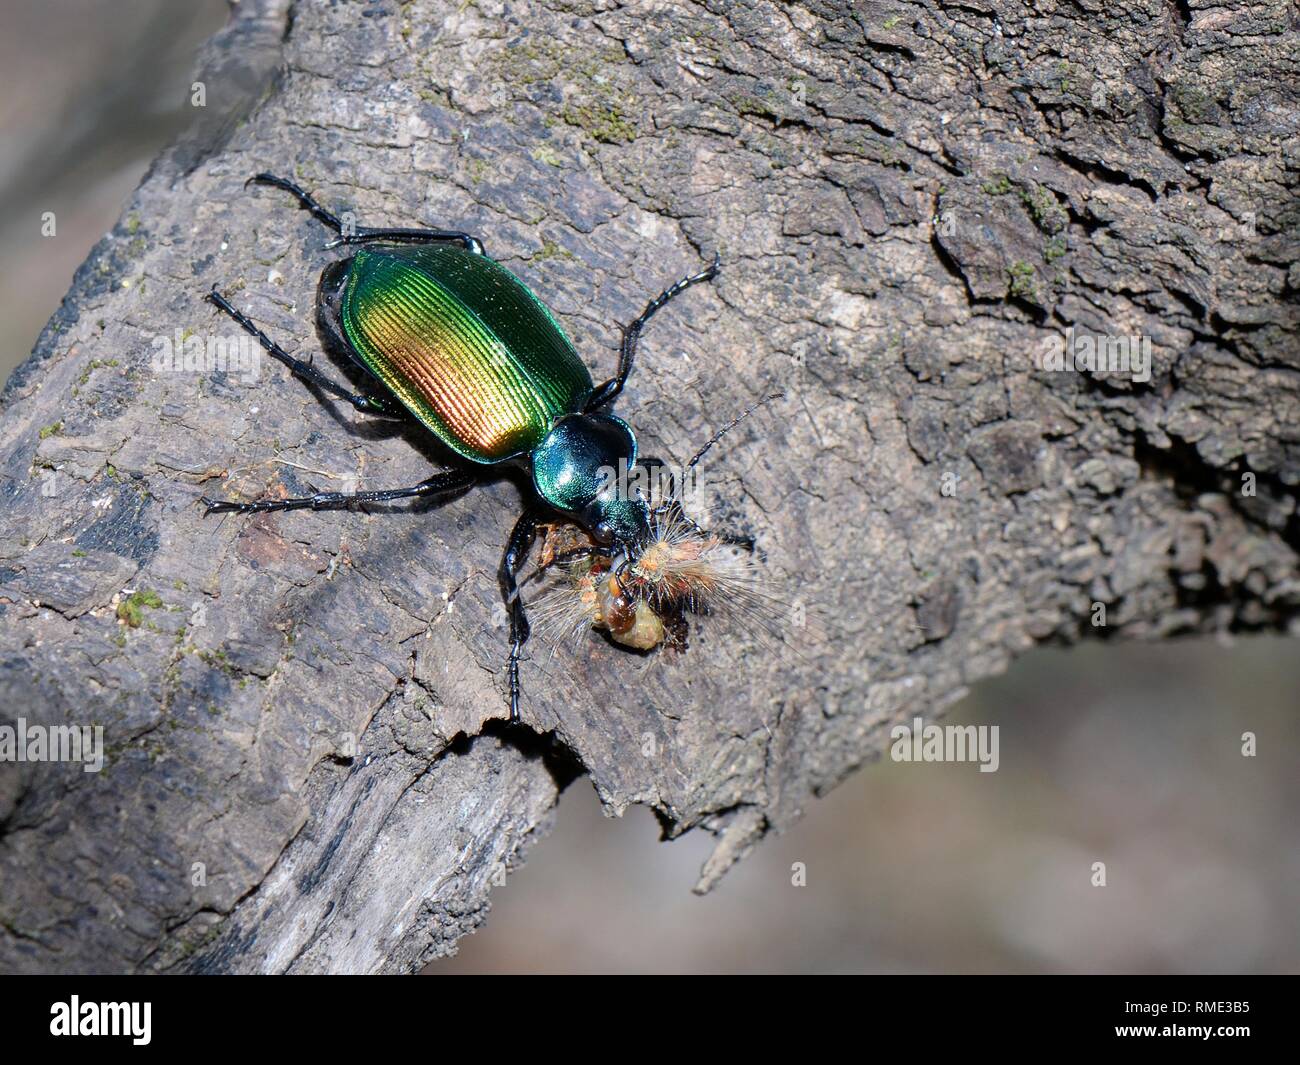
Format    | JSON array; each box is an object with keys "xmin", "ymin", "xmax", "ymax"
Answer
[{"xmin": 686, "ymin": 392, "xmax": 784, "ymax": 471}]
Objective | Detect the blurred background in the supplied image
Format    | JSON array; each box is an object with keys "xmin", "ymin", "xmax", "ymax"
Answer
[
  {"xmin": 0, "ymin": 1, "xmax": 227, "ymax": 382},
  {"xmin": 2, "ymin": 1, "xmax": 1295, "ymax": 975}
]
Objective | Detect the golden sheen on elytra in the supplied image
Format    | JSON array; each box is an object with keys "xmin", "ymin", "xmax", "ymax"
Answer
[{"xmin": 341, "ymin": 244, "xmax": 593, "ymax": 462}]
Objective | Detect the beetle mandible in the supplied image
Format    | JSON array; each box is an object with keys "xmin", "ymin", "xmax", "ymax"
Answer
[{"xmin": 201, "ymin": 174, "xmax": 758, "ymax": 720}]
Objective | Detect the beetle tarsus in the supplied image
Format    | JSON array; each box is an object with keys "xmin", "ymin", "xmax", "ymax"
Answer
[
  {"xmin": 585, "ymin": 254, "xmax": 724, "ymax": 413},
  {"xmin": 197, "ymin": 469, "xmax": 478, "ymax": 517},
  {"xmin": 246, "ymin": 172, "xmax": 345, "ymax": 231},
  {"xmin": 204, "ymin": 285, "xmax": 408, "ymax": 419},
  {"xmin": 246, "ymin": 173, "xmax": 485, "ymax": 255},
  {"xmin": 500, "ymin": 508, "xmax": 542, "ymax": 724},
  {"xmin": 508, "ymin": 649, "xmax": 522, "ymax": 722}
]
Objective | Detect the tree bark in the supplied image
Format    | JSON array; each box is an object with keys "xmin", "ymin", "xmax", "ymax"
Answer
[{"xmin": 0, "ymin": 0, "xmax": 1296, "ymax": 973}]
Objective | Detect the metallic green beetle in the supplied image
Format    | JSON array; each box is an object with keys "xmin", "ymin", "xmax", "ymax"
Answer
[{"xmin": 202, "ymin": 174, "xmax": 728, "ymax": 720}]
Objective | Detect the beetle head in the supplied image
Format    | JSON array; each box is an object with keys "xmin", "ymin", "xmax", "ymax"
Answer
[{"xmin": 533, "ymin": 413, "xmax": 651, "ymax": 550}]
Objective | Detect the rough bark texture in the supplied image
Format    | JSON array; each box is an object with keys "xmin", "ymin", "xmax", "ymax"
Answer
[{"xmin": 1, "ymin": 0, "xmax": 1297, "ymax": 973}]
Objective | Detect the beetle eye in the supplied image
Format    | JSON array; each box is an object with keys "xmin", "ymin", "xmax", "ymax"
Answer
[{"xmin": 593, "ymin": 520, "xmax": 614, "ymax": 544}]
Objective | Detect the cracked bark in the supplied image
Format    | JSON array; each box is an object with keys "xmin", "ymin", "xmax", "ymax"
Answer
[{"xmin": 1, "ymin": 0, "xmax": 1297, "ymax": 973}]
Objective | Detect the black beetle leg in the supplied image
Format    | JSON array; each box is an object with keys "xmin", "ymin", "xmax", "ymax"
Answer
[
  {"xmin": 246, "ymin": 172, "xmax": 486, "ymax": 256},
  {"xmin": 586, "ymin": 253, "xmax": 721, "ymax": 412},
  {"xmin": 500, "ymin": 506, "xmax": 545, "ymax": 723},
  {"xmin": 328, "ymin": 227, "xmax": 486, "ymax": 257},
  {"xmin": 200, "ymin": 468, "xmax": 478, "ymax": 515},
  {"xmin": 245, "ymin": 173, "xmax": 346, "ymax": 231},
  {"xmin": 205, "ymin": 288, "xmax": 405, "ymax": 417}
]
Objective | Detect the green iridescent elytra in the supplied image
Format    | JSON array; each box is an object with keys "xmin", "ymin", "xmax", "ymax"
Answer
[{"xmin": 328, "ymin": 244, "xmax": 594, "ymax": 464}]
